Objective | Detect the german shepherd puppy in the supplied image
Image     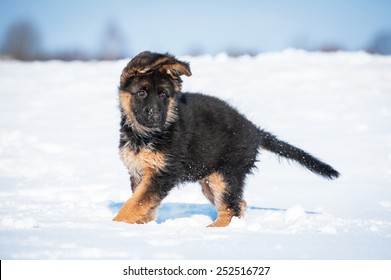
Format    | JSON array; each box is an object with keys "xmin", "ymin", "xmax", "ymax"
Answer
[{"xmin": 113, "ymin": 51, "xmax": 339, "ymax": 227}]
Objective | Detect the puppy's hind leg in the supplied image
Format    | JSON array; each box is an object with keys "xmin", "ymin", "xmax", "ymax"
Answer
[
  {"xmin": 200, "ymin": 178, "xmax": 215, "ymax": 205},
  {"xmin": 201, "ymin": 173, "xmax": 247, "ymax": 227}
]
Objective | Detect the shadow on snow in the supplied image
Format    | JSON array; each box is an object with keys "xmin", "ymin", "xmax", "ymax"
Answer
[{"xmin": 108, "ymin": 202, "xmax": 320, "ymax": 224}]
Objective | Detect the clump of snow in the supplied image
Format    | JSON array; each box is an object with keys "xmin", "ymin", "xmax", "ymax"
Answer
[
  {"xmin": 284, "ymin": 205, "xmax": 306, "ymax": 224},
  {"xmin": 1, "ymin": 50, "xmax": 391, "ymax": 259}
]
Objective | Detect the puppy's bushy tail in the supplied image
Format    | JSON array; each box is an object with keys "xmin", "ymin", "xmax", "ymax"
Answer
[{"xmin": 258, "ymin": 129, "xmax": 340, "ymax": 180}]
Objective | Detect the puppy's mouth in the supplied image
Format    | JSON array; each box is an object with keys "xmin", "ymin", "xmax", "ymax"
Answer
[{"xmin": 134, "ymin": 110, "xmax": 165, "ymax": 131}]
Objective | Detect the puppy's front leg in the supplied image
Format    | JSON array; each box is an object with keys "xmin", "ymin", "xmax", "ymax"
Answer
[{"xmin": 113, "ymin": 168, "xmax": 160, "ymax": 224}]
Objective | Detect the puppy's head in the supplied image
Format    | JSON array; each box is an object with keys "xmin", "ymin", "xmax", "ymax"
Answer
[{"xmin": 119, "ymin": 51, "xmax": 191, "ymax": 134}]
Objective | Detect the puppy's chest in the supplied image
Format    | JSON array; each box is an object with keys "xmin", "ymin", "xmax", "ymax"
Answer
[{"xmin": 119, "ymin": 147, "xmax": 166, "ymax": 181}]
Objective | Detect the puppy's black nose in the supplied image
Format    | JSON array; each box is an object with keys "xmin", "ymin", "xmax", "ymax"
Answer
[
  {"xmin": 151, "ymin": 112, "xmax": 162, "ymax": 123},
  {"xmin": 144, "ymin": 107, "xmax": 162, "ymax": 123}
]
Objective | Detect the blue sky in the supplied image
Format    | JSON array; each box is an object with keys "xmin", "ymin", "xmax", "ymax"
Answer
[{"xmin": 1, "ymin": 0, "xmax": 390, "ymax": 56}]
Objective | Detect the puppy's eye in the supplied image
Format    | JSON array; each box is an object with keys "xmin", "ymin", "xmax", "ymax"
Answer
[
  {"xmin": 136, "ymin": 90, "xmax": 147, "ymax": 98},
  {"xmin": 159, "ymin": 90, "xmax": 168, "ymax": 99}
]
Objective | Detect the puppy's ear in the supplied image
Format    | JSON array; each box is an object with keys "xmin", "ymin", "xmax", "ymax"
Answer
[
  {"xmin": 120, "ymin": 66, "xmax": 141, "ymax": 89},
  {"xmin": 120, "ymin": 51, "xmax": 192, "ymax": 89},
  {"xmin": 160, "ymin": 60, "xmax": 192, "ymax": 80},
  {"xmin": 120, "ymin": 51, "xmax": 158, "ymax": 88}
]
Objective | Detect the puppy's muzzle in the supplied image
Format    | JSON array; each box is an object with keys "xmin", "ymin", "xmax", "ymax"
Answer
[{"xmin": 143, "ymin": 107, "xmax": 162, "ymax": 126}]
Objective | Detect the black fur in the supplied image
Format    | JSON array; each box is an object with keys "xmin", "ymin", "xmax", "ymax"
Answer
[
  {"xmin": 114, "ymin": 51, "xmax": 340, "ymax": 226},
  {"xmin": 258, "ymin": 130, "xmax": 340, "ymax": 179}
]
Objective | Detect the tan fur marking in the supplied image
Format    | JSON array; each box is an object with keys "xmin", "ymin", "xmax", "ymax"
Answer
[
  {"xmin": 201, "ymin": 172, "xmax": 230, "ymax": 227},
  {"xmin": 113, "ymin": 168, "xmax": 161, "ymax": 224},
  {"xmin": 119, "ymin": 90, "xmax": 133, "ymax": 120},
  {"xmin": 207, "ymin": 201, "xmax": 247, "ymax": 227},
  {"xmin": 114, "ymin": 148, "xmax": 166, "ymax": 224},
  {"xmin": 120, "ymin": 147, "xmax": 166, "ymax": 184},
  {"xmin": 208, "ymin": 205, "xmax": 234, "ymax": 227},
  {"xmin": 161, "ymin": 63, "xmax": 191, "ymax": 92},
  {"xmin": 200, "ymin": 172, "xmax": 247, "ymax": 227},
  {"xmin": 160, "ymin": 63, "xmax": 192, "ymax": 79},
  {"xmin": 200, "ymin": 179, "xmax": 215, "ymax": 205},
  {"xmin": 204, "ymin": 172, "xmax": 227, "ymax": 206},
  {"xmin": 165, "ymin": 97, "xmax": 178, "ymax": 125}
]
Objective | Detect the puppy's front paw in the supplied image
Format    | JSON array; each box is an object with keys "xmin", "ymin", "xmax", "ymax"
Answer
[
  {"xmin": 113, "ymin": 211, "xmax": 155, "ymax": 224},
  {"xmin": 207, "ymin": 217, "xmax": 232, "ymax": 227}
]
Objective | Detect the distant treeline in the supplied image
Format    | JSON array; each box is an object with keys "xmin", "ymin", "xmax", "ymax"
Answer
[{"xmin": 1, "ymin": 20, "xmax": 390, "ymax": 61}]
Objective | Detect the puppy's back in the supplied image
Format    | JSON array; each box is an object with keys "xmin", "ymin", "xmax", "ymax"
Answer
[{"xmin": 173, "ymin": 92, "xmax": 261, "ymax": 175}]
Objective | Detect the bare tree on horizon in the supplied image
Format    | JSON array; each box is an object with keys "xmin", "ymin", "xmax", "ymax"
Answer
[{"xmin": 1, "ymin": 20, "xmax": 42, "ymax": 60}]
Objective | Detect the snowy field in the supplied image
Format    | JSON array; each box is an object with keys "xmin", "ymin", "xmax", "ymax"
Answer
[{"xmin": 0, "ymin": 50, "xmax": 390, "ymax": 259}]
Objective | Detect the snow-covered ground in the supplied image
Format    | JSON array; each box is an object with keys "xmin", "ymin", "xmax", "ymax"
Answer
[{"xmin": 0, "ymin": 50, "xmax": 390, "ymax": 259}]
